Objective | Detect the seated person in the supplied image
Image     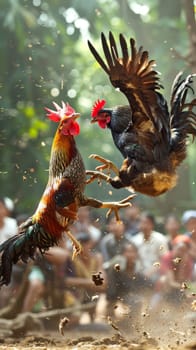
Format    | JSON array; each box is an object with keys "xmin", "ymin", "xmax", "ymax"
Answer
[
  {"xmin": 132, "ymin": 212, "xmax": 168, "ymax": 286},
  {"xmin": 105, "ymin": 242, "xmax": 147, "ymax": 323},
  {"xmin": 152, "ymin": 235, "xmax": 194, "ymax": 307},
  {"xmin": 100, "ymin": 216, "xmax": 130, "ymax": 262},
  {"xmin": 182, "ymin": 210, "xmax": 196, "ymax": 260},
  {"xmin": 164, "ymin": 215, "xmax": 181, "ymax": 250},
  {"xmin": 0, "ymin": 198, "xmax": 18, "ymax": 308},
  {"xmin": 22, "ymin": 244, "xmax": 69, "ymax": 312},
  {"xmin": 65, "ymin": 232, "xmax": 106, "ymax": 321},
  {"xmin": 73, "ymin": 207, "xmax": 102, "ymax": 250},
  {"xmin": 124, "ymin": 204, "xmax": 141, "ymax": 238}
]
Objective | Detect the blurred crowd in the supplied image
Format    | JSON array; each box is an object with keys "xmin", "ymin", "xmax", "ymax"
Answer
[{"xmin": 0, "ymin": 196, "xmax": 196, "ymax": 326}]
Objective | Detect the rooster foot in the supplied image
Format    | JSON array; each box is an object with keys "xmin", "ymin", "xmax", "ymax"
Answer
[
  {"xmin": 86, "ymin": 170, "xmax": 111, "ymax": 185},
  {"xmin": 66, "ymin": 230, "xmax": 82, "ymax": 260},
  {"xmin": 89, "ymin": 154, "xmax": 119, "ymax": 175},
  {"xmin": 101, "ymin": 194, "xmax": 136, "ymax": 222}
]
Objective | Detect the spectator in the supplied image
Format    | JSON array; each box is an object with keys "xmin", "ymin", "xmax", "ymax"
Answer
[
  {"xmin": 182, "ymin": 210, "xmax": 196, "ymax": 235},
  {"xmin": 124, "ymin": 204, "xmax": 140, "ymax": 238},
  {"xmin": 151, "ymin": 235, "xmax": 194, "ymax": 307},
  {"xmin": 10, "ymin": 214, "xmax": 30, "ymax": 292},
  {"xmin": 0, "ymin": 198, "xmax": 18, "ymax": 307},
  {"xmin": 164, "ymin": 215, "xmax": 181, "ymax": 250},
  {"xmin": 22, "ymin": 245, "xmax": 69, "ymax": 312},
  {"xmin": 3, "ymin": 197, "xmax": 15, "ymax": 217},
  {"xmin": 0, "ymin": 198, "xmax": 18, "ymax": 245},
  {"xmin": 65, "ymin": 232, "xmax": 106, "ymax": 321},
  {"xmin": 105, "ymin": 242, "xmax": 147, "ymax": 318},
  {"xmin": 100, "ymin": 216, "xmax": 130, "ymax": 262},
  {"xmin": 182, "ymin": 210, "xmax": 196, "ymax": 260},
  {"xmin": 73, "ymin": 207, "xmax": 101, "ymax": 249},
  {"xmin": 132, "ymin": 212, "xmax": 168, "ymax": 285}
]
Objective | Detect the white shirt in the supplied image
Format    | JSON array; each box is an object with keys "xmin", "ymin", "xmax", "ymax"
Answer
[
  {"xmin": 0, "ymin": 217, "xmax": 18, "ymax": 245},
  {"xmin": 131, "ymin": 231, "xmax": 168, "ymax": 274}
]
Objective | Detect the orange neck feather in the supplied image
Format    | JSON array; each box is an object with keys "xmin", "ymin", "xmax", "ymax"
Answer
[{"xmin": 51, "ymin": 127, "xmax": 76, "ymax": 162}]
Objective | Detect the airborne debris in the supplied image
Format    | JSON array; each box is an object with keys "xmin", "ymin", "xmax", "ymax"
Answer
[
  {"xmin": 173, "ymin": 257, "xmax": 182, "ymax": 264},
  {"xmin": 92, "ymin": 272, "xmax": 104, "ymax": 286},
  {"xmin": 107, "ymin": 316, "xmax": 120, "ymax": 333},
  {"xmin": 59, "ymin": 317, "xmax": 70, "ymax": 336},
  {"xmin": 169, "ymin": 327, "xmax": 185, "ymax": 336},
  {"xmin": 143, "ymin": 330, "xmax": 150, "ymax": 338},
  {"xmin": 191, "ymin": 300, "xmax": 196, "ymax": 311},
  {"xmin": 91, "ymin": 295, "xmax": 99, "ymax": 301},
  {"xmin": 114, "ymin": 263, "xmax": 121, "ymax": 271},
  {"xmin": 153, "ymin": 262, "xmax": 160, "ymax": 268},
  {"xmin": 180, "ymin": 282, "xmax": 189, "ymax": 291}
]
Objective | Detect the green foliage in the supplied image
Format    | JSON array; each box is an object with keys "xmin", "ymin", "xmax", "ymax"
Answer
[{"xmin": 0, "ymin": 0, "xmax": 195, "ymax": 216}]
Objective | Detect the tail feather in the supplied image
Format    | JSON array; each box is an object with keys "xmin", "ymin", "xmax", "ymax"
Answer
[
  {"xmin": 0, "ymin": 224, "xmax": 57, "ymax": 286},
  {"xmin": 170, "ymin": 73, "xmax": 196, "ymax": 145}
]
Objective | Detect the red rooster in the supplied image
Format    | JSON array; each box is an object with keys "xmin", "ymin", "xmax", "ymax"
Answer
[
  {"xmin": 87, "ymin": 32, "xmax": 196, "ymax": 196},
  {"xmin": 0, "ymin": 101, "xmax": 133, "ymax": 286}
]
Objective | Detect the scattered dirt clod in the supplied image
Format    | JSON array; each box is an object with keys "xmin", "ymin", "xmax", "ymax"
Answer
[
  {"xmin": 92, "ymin": 272, "xmax": 104, "ymax": 286},
  {"xmin": 58, "ymin": 317, "xmax": 70, "ymax": 336}
]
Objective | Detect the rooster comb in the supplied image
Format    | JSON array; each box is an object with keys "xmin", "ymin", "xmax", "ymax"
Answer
[
  {"xmin": 45, "ymin": 101, "xmax": 75, "ymax": 122},
  {"xmin": 91, "ymin": 99, "xmax": 106, "ymax": 117}
]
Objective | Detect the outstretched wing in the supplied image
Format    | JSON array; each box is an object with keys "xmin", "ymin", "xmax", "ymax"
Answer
[{"xmin": 88, "ymin": 32, "xmax": 169, "ymax": 135}]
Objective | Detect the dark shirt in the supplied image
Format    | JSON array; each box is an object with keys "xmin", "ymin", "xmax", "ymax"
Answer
[
  {"xmin": 100, "ymin": 233, "xmax": 130, "ymax": 261},
  {"xmin": 106, "ymin": 267, "xmax": 147, "ymax": 301}
]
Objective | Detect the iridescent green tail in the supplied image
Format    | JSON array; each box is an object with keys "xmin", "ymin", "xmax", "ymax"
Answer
[{"xmin": 0, "ymin": 223, "xmax": 57, "ymax": 286}]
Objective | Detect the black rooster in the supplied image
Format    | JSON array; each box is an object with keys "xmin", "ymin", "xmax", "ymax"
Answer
[{"xmin": 87, "ymin": 32, "xmax": 196, "ymax": 196}]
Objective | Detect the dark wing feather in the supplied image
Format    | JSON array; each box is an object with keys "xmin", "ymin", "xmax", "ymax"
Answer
[
  {"xmin": 170, "ymin": 73, "xmax": 196, "ymax": 144},
  {"xmin": 109, "ymin": 32, "xmax": 119, "ymax": 59},
  {"xmin": 88, "ymin": 40, "xmax": 109, "ymax": 74},
  {"xmin": 54, "ymin": 178, "xmax": 75, "ymax": 207},
  {"xmin": 88, "ymin": 32, "xmax": 169, "ymax": 136}
]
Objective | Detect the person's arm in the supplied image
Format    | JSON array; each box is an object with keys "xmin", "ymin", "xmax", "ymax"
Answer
[
  {"xmin": 166, "ymin": 270, "xmax": 181, "ymax": 288},
  {"xmin": 44, "ymin": 246, "xmax": 70, "ymax": 265},
  {"xmin": 100, "ymin": 236, "xmax": 111, "ymax": 262},
  {"xmin": 158, "ymin": 253, "xmax": 180, "ymax": 291},
  {"xmin": 189, "ymin": 241, "xmax": 196, "ymax": 260},
  {"xmin": 66, "ymin": 253, "xmax": 107, "ymax": 292},
  {"xmin": 96, "ymin": 252, "xmax": 107, "ymax": 279},
  {"xmin": 66, "ymin": 276, "xmax": 106, "ymax": 292}
]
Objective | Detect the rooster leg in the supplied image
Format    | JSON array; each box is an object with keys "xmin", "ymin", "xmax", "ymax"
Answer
[
  {"xmin": 86, "ymin": 170, "xmax": 133, "ymax": 190},
  {"xmin": 101, "ymin": 195, "xmax": 135, "ymax": 222},
  {"xmin": 56, "ymin": 207, "xmax": 77, "ymax": 221},
  {"xmin": 89, "ymin": 154, "xmax": 119, "ymax": 175},
  {"xmin": 80, "ymin": 194, "xmax": 135, "ymax": 222},
  {"xmin": 65, "ymin": 230, "xmax": 82, "ymax": 260},
  {"xmin": 86, "ymin": 170, "xmax": 111, "ymax": 185}
]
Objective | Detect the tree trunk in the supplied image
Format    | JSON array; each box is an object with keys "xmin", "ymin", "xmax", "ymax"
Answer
[{"xmin": 182, "ymin": 0, "xmax": 196, "ymax": 73}]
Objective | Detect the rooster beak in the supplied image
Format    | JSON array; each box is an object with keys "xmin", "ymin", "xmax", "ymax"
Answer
[
  {"xmin": 72, "ymin": 113, "xmax": 80, "ymax": 120},
  {"xmin": 91, "ymin": 118, "xmax": 98, "ymax": 123}
]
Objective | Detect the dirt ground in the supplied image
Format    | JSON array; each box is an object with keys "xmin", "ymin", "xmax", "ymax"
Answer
[
  {"xmin": 0, "ymin": 332, "xmax": 195, "ymax": 350},
  {"xmin": 0, "ymin": 317, "xmax": 196, "ymax": 350},
  {"xmin": 0, "ymin": 298, "xmax": 195, "ymax": 350}
]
